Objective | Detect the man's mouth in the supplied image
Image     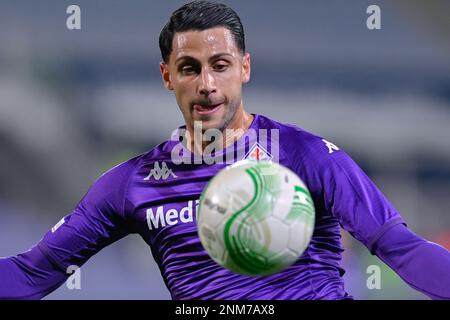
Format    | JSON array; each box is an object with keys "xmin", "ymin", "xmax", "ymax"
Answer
[{"xmin": 193, "ymin": 103, "xmax": 223, "ymax": 115}]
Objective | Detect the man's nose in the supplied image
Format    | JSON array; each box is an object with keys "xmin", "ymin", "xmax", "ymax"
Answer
[{"xmin": 198, "ymin": 69, "xmax": 217, "ymax": 96}]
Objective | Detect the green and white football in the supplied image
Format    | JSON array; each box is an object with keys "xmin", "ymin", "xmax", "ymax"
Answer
[{"xmin": 197, "ymin": 160, "xmax": 315, "ymax": 276}]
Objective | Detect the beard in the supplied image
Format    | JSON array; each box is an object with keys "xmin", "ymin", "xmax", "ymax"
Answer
[
  {"xmin": 191, "ymin": 96, "xmax": 241, "ymax": 133},
  {"xmin": 211, "ymin": 99, "xmax": 239, "ymax": 133}
]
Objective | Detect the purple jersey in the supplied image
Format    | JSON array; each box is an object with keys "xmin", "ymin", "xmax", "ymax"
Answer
[{"xmin": 36, "ymin": 114, "xmax": 405, "ymax": 299}]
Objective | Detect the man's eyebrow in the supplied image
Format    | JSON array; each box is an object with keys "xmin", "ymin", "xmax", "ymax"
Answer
[
  {"xmin": 208, "ymin": 53, "xmax": 234, "ymax": 63},
  {"xmin": 175, "ymin": 56, "xmax": 198, "ymax": 64},
  {"xmin": 175, "ymin": 53, "xmax": 234, "ymax": 64}
]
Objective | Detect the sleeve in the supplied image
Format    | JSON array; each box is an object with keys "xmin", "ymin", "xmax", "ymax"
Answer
[
  {"xmin": 373, "ymin": 223, "xmax": 450, "ymax": 299},
  {"xmin": 0, "ymin": 158, "xmax": 137, "ymax": 299},
  {"xmin": 0, "ymin": 245, "xmax": 68, "ymax": 299},
  {"xmin": 38, "ymin": 159, "xmax": 136, "ymax": 271},
  {"xmin": 315, "ymin": 145, "xmax": 405, "ymax": 251},
  {"xmin": 306, "ymin": 138, "xmax": 450, "ymax": 299}
]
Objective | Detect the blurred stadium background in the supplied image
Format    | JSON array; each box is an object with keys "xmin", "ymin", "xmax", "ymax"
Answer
[{"xmin": 1, "ymin": 0, "xmax": 449, "ymax": 299}]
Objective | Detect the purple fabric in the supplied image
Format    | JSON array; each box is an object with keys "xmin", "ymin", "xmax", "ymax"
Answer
[
  {"xmin": 0, "ymin": 245, "xmax": 67, "ymax": 299},
  {"xmin": 373, "ymin": 223, "xmax": 450, "ymax": 299},
  {"xmin": 1, "ymin": 114, "xmax": 448, "ymax": 299}
]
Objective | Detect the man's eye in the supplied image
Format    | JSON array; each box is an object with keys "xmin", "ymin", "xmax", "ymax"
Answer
[
  {"xmin": 181, "ymin": 66, "xmax": 196, "ymax": 75},
  {"xmin": 214, "ymin": 64, "xmax": 228, "ymax": 71}
]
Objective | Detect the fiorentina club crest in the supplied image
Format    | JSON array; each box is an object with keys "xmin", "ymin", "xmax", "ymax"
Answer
[{"xmin": 244, "ymin": 142, "xmax": 273, "ymax": 161}]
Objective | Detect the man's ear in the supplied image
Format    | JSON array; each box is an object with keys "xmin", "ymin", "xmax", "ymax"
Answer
[
  {"xmin": 160, "ymin": 62, "xmax": 174, "ymax": 91},
  {"xmin": 242, "ymin": 53, "xmax": 251, "ymax": 84}
]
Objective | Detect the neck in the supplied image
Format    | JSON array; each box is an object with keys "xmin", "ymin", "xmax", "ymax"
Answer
[{"xmin": 185, "ymin": 108, "xmax": 254, "ymax": 155}]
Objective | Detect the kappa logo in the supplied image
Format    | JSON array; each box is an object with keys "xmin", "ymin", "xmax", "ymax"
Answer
[
  {"xmin": 244, "ymin": 142, "xmax": 272, "ymax": 161},
  {"xmin": 322, "ymin": 139, "xmax": 340, "ymax": 154},
  {"xmin": 144, "ymin": 161, "xmax": 177, "ymax": 181}
]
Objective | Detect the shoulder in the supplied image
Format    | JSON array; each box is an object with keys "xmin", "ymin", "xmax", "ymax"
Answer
[
  {"xmin": 257, "ymin": 114, "xmax": 343, "ymax": 165},
  {"xmin": 76, "ymin": 140, "xmax": 175, "ymax": 220},
  {"xmin": 256, "ymin": 114, "xmax": 368, "ymax": 197},
  {"xmin": 88, "ymin": 139, "xmax": 175, "ymax": 196},
  {"xmin": 104, "ymin": 138, "xmax": 178, "ymax": 176}
]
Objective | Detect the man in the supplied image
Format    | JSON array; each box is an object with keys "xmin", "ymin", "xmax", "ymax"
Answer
[{"xmin": 1, "ymin": 1, "xmax": 449, "ymax": 300}]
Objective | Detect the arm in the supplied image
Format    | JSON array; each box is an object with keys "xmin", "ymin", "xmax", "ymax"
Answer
[
  {"xmin": 372, "ymin": 223, "xmax": 450, "ymax": 299},
  {"xmin": 0, "ymin": 158, "xmax": 137, "ymax": 299},
  {"xmin": 0, "ymin": 245, "xmax": 67, "ymax": 299},
  {"xmin": 305, "ymin": 137, "xmax": 450, "ymax": 299}
]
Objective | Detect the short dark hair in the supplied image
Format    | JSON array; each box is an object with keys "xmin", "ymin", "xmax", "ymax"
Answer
[{"xmin": 159, "ymin": 1, "xmax": 246, "ymax": 63}]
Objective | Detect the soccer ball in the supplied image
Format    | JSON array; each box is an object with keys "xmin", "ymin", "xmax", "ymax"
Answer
[{"xmin": 197, "ymin": 160, "xmax": 315, "ymax": 276}]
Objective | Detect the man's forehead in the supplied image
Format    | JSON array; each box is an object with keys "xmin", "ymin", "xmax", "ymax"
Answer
[{"xmin": 171, "ymin": 27, "xmax": 238, "ymax": 61}]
